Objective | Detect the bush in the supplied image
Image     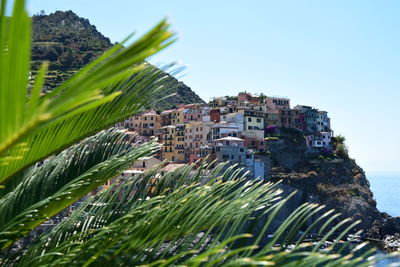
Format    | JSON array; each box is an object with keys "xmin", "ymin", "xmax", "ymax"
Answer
[{"xmin": 335, "ymin": 143, "xmax": 349, "ymax": 159}]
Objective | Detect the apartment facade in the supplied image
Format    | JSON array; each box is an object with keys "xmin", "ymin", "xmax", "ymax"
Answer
[
  {"xmin": 240, "ymin": 109, "xmax": 265, "ymax": 139},
  {"xmin": 133, "ymin": 110, "xmax": 161, "ymax": 136}
]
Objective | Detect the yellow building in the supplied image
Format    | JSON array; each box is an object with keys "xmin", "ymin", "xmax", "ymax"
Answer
[
  {"xmin": 171, "ymin": 108, "xmax": 184, "ymax": 125},
  {"xmin": 160, "ymin": 124, "xmax": 186, "ymax": 163},
  {"xmin": 239, "ymin": 109, "xmax": 265, "ymax": 139},
  {"xmin": 174, "ymin": 124, "xmax": 186, "ymax": 162},
  {"xmin": 133, "ymin": 110, "xmax": 161, "ymax": 136},
  {"xmin": 160, "ymin": 125, "xmax": 175, "ymax": 162}
]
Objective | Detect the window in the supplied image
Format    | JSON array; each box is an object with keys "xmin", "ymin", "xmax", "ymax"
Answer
[
  {"xmin": 231, "ymin": 155, "xmax": 234, "ymax": 159},
  {"xmin": 248, "ymin": 126, "xmax": 253, "ymax": 130},
  {"xmin": 248, "ymin": 117, "xmax": 252, "ymax": 122},
  {"xmin": 256, "ymin": 118, "xmax": 261, "ymax": 123},
  {"xmin": 240, "ymin": 148, "xmax": 244, "ymax": 152}
]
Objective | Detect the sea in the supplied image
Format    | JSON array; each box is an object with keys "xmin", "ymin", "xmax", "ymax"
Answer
[{"xmin": 367, "ymin": 172, "xmax": 400, "ymax": 266}]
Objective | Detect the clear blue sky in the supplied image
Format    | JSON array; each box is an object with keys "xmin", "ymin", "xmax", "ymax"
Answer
[{"xmin": 27, "ymin": 0, "xmax": 400, "ymax": 172}]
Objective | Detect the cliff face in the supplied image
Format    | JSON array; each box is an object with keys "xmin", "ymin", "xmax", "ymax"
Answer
[
  {"xmin": 270, "ymin": 159, "xmax": 381, "ymax": 231},
  {"xmin": 266, "ymin": 128, "xmax": 383, "ymax": 233}
]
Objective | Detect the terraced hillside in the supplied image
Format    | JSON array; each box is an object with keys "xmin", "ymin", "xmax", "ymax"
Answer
[{"xmin": 31, "ymin": 11, "xmax": 204, "ymax": 110}]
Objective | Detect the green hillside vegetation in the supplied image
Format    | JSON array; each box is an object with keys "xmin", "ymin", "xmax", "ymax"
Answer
[{"xmin": 31, "ymin": 10, "xmax": 204, "ymax": 110}]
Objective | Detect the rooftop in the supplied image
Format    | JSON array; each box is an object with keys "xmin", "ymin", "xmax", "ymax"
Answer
[
  {"xmin": 214, "ymin": 136, "xmax": 244, "ymax": 142},
  {"xmin": 161, "ymin": 163, "xmax": 187, "ymax": 172}
]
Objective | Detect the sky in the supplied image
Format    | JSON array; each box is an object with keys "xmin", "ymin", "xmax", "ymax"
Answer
[{"xmin": 26, "ymin": 0, "xmax": 400, "ymax": 172}]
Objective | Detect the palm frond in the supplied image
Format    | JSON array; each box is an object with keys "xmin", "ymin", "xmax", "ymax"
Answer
[
  {"xmin": 13, "ymin": 163, "xmax": 382, "ymax": 267},
  {"xmin": 0, "ymin": 130, "xmax": 160, "ymax": 249},
  {"xmin": 0, "ymin": 0, "xmax": 175, "ymax": 184},
  {"xmin": 0, "ymin": 128, "xmax": 145, "ymax": 226}
]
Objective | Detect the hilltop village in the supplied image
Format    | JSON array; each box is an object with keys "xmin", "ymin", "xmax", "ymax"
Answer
[{"xmin": 116, "ymin": 92, "xmax": 334, "ymax": 180}]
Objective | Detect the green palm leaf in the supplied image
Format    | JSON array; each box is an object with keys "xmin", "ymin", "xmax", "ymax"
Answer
[
  {"xmin": 12, "ymin": 163, "xmax": 380, "ymax": 266},
  {"xmin": 0, "ymin": 0, "xmax": 175, "ymax": 184},
  {"xmin": 0, "ymin": 133, "xmax": 159, "ymax": 249},
  {"xmin": 0, "ymin": 128, "xmax": 152, "ymax": 228}
]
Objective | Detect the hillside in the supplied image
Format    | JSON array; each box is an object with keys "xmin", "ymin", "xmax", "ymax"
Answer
[{"xmin": 31, "ymin": 11, "xmax": 204, "ymax": 110}]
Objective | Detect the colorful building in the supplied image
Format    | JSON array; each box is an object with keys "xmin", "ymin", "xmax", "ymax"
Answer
[
  {"xmin": 265, "ymin": 97, "xmax": 290, "ymax": 113},
  {"xmin": 293, "ymin": 105, "xmax": 318, "ymax": 134},
  {"xmin": 171, "ymin": 108, "xmax": 184, "ymax": 125},
  {"xmin": 189, "ymin": 145, "xmax": 214, "ymax": 164},
  {"xmin": 306, "ymin": 132, "xmax": 332, "ymax": 150},
  {"xmin": 174, "ymin": 124, "xmax": 186, "ymax": 162},
  {"xmin": 160, "ymin": 125, "xmax": 175, "ymax": 162},
  {"xmin": 317, "ymin": 110, "xmax": 331, "ymax": 133},
  {"xmin": 211, "ymin": 122, "xmax": 242, "ymax": 140},
  {"xmin": 213, "ymin": 136, "xmax": 247, "ymax": 165},
  {"xmin": 239, "ymin": 109, "xmax": 265, "ymax": 139},
  {"xmin": 238, "ymin": 92, "xmax": 261, "ymax": 105},
  {"xmin": 279, "ymin": 108, "xmax": 304, "ymax": 131},
  {"xmin": 210, "ymin": 108, "xmax": 221, "ymax": 123},
  {"xmin": 133, "ymin": 110, "xmax": 161, "ymax": 136},
  {"xmin": 160, "ymin": 109, "xmax": 174, "ymax": 126},
  {"xmin": 184, "ymin": 121, "xmax": 212, "ymax": 150},
  {"xmin": 183, "ymin": 104, "xmax": 203, "ymax": 123}
]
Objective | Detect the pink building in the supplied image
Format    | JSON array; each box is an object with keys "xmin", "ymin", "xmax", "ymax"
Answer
[
  {"xmin": 184, "ymin": 122, "xmax": 211, "ymax": 150},
  {"xmin": 265, "ymin": 97, "xmax": 290, "ymax": 113},
  {"xmin": 183, "ymin": 104, "xmax": 203, "ymax": 123}
]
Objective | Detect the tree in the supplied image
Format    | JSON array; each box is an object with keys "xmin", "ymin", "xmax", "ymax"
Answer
[
  {"xmin": 0, "ymin": 0, "xmax": 390, "ymax": 265},
  {"xmin": 332, "ymin": 135, "xmax": 349, "ymax": 158}
]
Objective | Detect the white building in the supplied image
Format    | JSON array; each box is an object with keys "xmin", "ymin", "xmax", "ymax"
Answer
[{"xmin": 306, "ymin": 132, "xmax": 332, "ymax": 150}]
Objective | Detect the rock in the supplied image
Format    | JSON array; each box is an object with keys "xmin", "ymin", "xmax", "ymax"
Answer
[
  {"xmin": 366, "ymin": 217, "xmax": 400, "ymax": 240},
  {"xmin": 381, "ymin": 233, "xmax": 400, "ymax": 252}
]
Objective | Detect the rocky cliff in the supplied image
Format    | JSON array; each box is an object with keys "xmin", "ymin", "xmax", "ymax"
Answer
[{"xmin": 265, "ymin": 128, "xmax": 397, "ymax": 247}]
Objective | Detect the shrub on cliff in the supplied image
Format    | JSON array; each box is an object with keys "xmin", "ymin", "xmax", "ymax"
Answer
[{"xmin": 336, "ymin": 143, "xmax": 349, "ymax": 159}]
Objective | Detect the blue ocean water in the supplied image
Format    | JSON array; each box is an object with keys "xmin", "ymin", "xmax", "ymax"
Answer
[
  {"xmin": 367, "ymin": 172, "xmax": 400, "ymax": 266},
  {"xmin": 367, "ymin": 172, "xmax": 400, "ymax": 217}
]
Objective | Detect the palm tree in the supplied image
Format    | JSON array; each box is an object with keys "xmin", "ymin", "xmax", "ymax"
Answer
[{"xmin": 0, "ymin": 0, "xmax": 389, "ymax": 265}]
